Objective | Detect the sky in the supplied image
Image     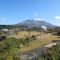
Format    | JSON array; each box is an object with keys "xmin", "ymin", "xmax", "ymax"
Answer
[{"xmin": 0, "ymin": 0, "xmax": 60, "ymax": 26}]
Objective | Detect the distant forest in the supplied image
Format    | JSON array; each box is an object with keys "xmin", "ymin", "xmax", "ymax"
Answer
[
  {"xmin": 0, "ymin": 25, "xmax": 43, "ymax": 31},
  {"xmin": 0, "ymin": 25, "xmax": 26, "ymax": 29}
]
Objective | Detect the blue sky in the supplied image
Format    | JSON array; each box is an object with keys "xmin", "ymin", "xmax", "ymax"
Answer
[{"xmin": 0, "ymin": 0, "xmax": 60, "ymax": 26}]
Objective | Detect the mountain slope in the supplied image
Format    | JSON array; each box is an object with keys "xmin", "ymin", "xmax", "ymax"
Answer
[{"xmin": 17, "ymin": 20, "xmax": 55, "ymax": 28}]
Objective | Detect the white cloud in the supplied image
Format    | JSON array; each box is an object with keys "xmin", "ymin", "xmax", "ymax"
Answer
[
  {"xmin": 32, "ymin": 13, "xmax": 45, "ymax": 21},
  {"xmin": 1, "ymin": 18, "xmax": 7, "ymax": 21},
  {"xmin": 34, "ymin": 18, "xmax": 45, "ymax": 21},
  {"xmin": 33, "ymin": 13, "xmax": 39, "ymax": 17},
  {"xmin": 54, "ymin": 16, "xmax": 60, "ymax": 20}
]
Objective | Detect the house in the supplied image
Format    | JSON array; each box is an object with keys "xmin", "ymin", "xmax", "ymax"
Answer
[
  {"xmin": 1, "ymin": 29, "xmax": 9, "ymax": 34},
  {"xmin": 41, "ymin": 26, "xmax": 48, "ymax": 32},
  {"xmin": 1, "ymin": 29, "xmax": 8, "ymax": 31},
  {"xmin": 41, "ymin": 26, "xmax": 47, "ymax": 30},
  {"xmin": 0, "ymin": 29, "xmax": 14, "ymax": 35}
]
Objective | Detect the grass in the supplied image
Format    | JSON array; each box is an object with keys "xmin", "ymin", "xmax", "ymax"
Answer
[
  {"xmin": 8, "ymin": 31, "xmax": 38, "ymax": 38},
  {"xmin": 8, "ymin": 31, "xmax": 60, "ymax": 52}
]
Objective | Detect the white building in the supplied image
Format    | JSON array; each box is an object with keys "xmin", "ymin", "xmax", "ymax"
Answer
[
  {"xmin": 41, "ymin": 26, "xmax": 47, "ymax": 30},
  {"xmin": 1, "ymin": 29, "xmax": 8, "ymax": 32}
]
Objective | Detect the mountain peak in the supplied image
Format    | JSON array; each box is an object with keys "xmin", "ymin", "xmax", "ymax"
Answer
[{"xmin": 17, "ymin": 19, "xmax": 55, "ymax": 28}]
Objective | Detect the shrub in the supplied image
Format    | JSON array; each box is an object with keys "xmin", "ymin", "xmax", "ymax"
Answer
[{"xmin": 57, "ymin": 32, "xmax": 60, "ymax": 36}]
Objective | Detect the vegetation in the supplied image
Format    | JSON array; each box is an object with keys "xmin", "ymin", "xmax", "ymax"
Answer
[
  {"xmin": 32, "ymin": 44, "xmax": 60, "ymax": 60},
  {"xmin": 1, "ymin": 36, "xmax": 60, "ymax": 60},
  {"xmin": 0, "ymin": 32, "xmax": 4, "ymax": 35},
  {"xmin": 0, "ymin": 25, "xmax": 60, "ymax": 60},
  {"xmin": 8, "ymin": 31, "xmax": 60, "ymax": 52},
  {"xmin": 0, "ymin": 35, "xmax": 37, "ymax": 60},
  {"xmin": 0, "ymin": 25, "xmax": 27, "ymax": 30},
  {"xmin": 53, "ymin": 27, "xmax": 60, "ymax": 32},
  {"xmin": 0, "ymin": 37, "xmax": 19, "ymax": 60}
]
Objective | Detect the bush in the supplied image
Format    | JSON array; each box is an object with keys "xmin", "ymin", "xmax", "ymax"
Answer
[
  {"xmin": 31, "ymin": 35, "xmax": 37, "ymax": 40},
  {"xmin": 57, "ymin": 32, "xmax": 60, "ymax": 36},
  {"xmin": 0, "ymin": 32, "xmax": 4, "ymax": 35}
]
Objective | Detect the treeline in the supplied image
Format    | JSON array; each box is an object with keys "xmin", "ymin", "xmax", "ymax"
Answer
[
  {"xmin": 0, "ymin": 25, "xmax": 26, "ymax": 29},
  {"xmin": 0, "ymin": 25, "xmax": 43, "ymax": 31}
]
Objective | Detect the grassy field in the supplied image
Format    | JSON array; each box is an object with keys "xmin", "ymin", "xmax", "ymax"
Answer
[
  {"xmin": 9, "ymin": 31, "xmax": 38, "ymax": 38},
  {"xmin": 8, "ymin": 31, "xmax": 60, "ymax": 52}
]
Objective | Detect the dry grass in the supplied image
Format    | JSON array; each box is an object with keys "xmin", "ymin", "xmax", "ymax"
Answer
[
  {"xmin": 19, "ymin": 33, "xmax": 60, "ymax": 52},
  {"xmin": 8, "ymin": 31, "xmax": 60, "ymax": 52},
  {"xmin": 8, "ymin": 31, "xmax": 38, "ymax": 38}
]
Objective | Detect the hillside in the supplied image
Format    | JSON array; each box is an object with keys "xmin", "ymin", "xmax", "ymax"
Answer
[{"xmin": 17, "ymin": 19, "xmax": 55, "ymax": 29}]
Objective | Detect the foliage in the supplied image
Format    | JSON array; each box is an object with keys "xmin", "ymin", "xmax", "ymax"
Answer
[
  {"xmin": 46, "ymin": 29, "xmax": 53, "ymax": 33},
  {"xmin": 57, "ymin": 32, "xmax": 60, "ymax": 36},
  {"xmin": 0, "ymin": 37, "xmax": 20, "ymax": 60},
  {"xmin": 0, "ymin": 32, "xmax": 4, "ymax": 35},
  {"xmin": 0, "ymin": 25, "xmax": 26, "ymax": 30},
  {"xmin": 53, "ymin": 27, "xmax": 60, "ymax": 32},
  {"xmin": 0, "ymin": 35, "xmax": 36, "ymax": 60},
  {"xmin": 32, "ymin": 44, "xmax": 60, "ymax": 60}
]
